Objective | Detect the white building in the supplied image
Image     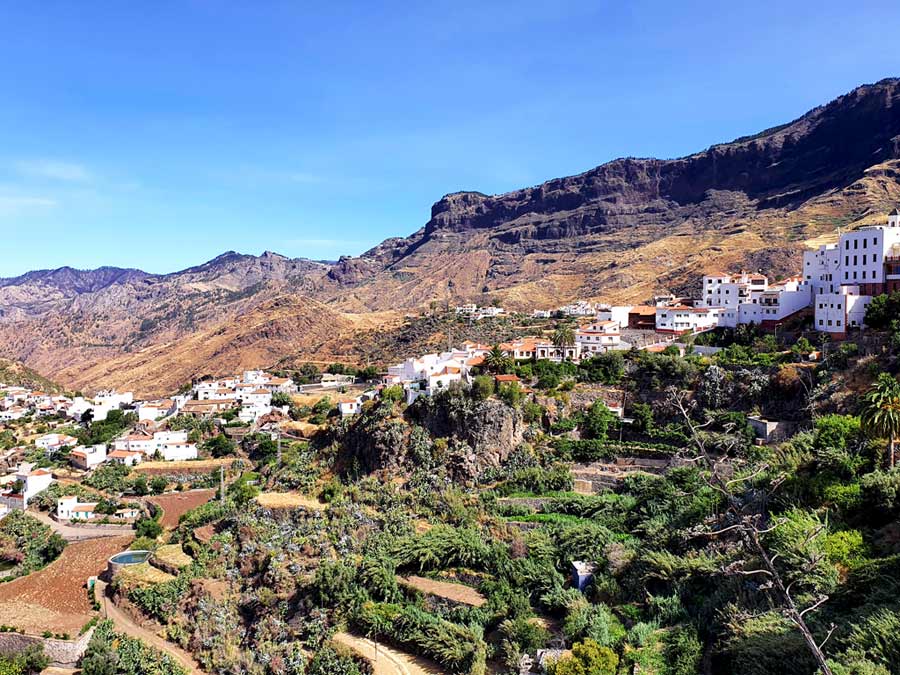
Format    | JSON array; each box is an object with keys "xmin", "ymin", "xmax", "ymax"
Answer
[
  {"xmin": 158, "ymin": 441, "xmax": 198, "ymax": 462},
  {"xmin": 35, "ymin": 433, "xmax": 79, "ymax": 454},
  {"xmin": 0, "ymin": 463, "xmax": 54, "ymax": 510},
  {"xmin": 57, "ymin": 495, "xmax": 99, "ymax": 521},
  {"xmin": 113, "ymin": 432, "xmax": 155, "ymax": 454},
  {"xmin": 700, "ymin": 271, "xmax": 768, "ymax": 310},
  {"xmin": 557, "ymin": 300, "xmax": 596, "ymax": 317},
  {"xmin": 595, "ymin": 305, "xmax": 632, "ymax": 330},
  {"xmin": 576, "ymin": 321, "xmax": 624, "ymax": 355},
  {"xmin": 69, "ymin": 444, "xmax": 107, "ymax": 471},
  {"xmin": 805, "ymin": 209, "xmax": 900, "ymax": 336},
  {"xmin": 108, "ymin": 450, "xmax": 143, "ymax": 467},
  {"xmin": 655, "ymin": 306, "xmax": 722, "ymax": 335},
  {"xmin": 136, "ymin": 399, "xmax": 176, "ymax": 421},
  {"xmin": 814, "ymin": 286, "xmax": 872, "ymax": 335}
]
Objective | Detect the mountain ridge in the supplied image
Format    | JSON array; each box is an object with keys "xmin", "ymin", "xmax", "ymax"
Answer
[{"xmin": 3, "ymin": 77, "xmax": 900, "ymax": 394}]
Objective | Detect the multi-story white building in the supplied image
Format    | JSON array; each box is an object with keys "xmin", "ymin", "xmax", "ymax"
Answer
[
  {"xmin": 575, "ymin": 321, "xmax": 624, "ymax": 355},
  {"xmin": 804, "ymin": 209, "xmax": 900, "ymax": 336},
  {"xmin": 700, "ymin": 271, "xmax": 768, "ymax": 311}
]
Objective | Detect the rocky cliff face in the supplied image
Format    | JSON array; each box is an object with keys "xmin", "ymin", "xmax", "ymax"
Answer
[{"xmin": 321, "ymin": 78, "xmax": 900, "ymax": 311}]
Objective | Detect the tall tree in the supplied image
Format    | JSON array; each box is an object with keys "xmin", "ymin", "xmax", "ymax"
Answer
[
  {"xmin": 484, "ymin": 345, "xmax": 512, "ymax": 374},
  {"xmin": 552, "ymin": 324, "xmax": 575, "ymax": 349},
  {"xmin": 860, "ymin": 373, "xmax": 900, "ymax": 468}
]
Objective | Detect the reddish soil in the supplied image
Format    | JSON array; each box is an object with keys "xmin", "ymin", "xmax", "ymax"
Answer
[
  {"xmin": 0, "ymin": 535, "xmax": 131, "ymax": 635},
  {"xmin": 148, "ymin": 490, "xmax": 216, "ymax": 529},
  {"xmin": 398, "ymin": 575, "xmax": 486, "ymax": 607}
]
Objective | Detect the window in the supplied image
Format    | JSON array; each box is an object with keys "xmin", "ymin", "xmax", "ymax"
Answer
[
  {"xmin": 837, "ymin": 320, "xmax": 842, "ymax": 327},
  {"xmin": 863, "ymin": 254, "xmax": 867, "ymax": 264},
  {"xmin": 864, "ymin": 238, "xmax": 868, "ymax": 248},
  {"xmin": 854, "ymin": 239, "xmax": 859, "ymax": 249}
]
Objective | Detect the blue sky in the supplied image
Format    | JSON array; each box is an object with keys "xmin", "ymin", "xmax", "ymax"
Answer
[{"xmin": 1, "ymin": 1, "xmax": 899, "ymax": 277}]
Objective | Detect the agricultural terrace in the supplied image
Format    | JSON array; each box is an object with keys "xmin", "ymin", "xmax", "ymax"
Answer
[
  {"xmin": 148, "ymin": 490, "xmax": 216, "ymax": 529},
  {"xmin": 0, "ymin": 535, "xmax": 131, "ymax": 635}
]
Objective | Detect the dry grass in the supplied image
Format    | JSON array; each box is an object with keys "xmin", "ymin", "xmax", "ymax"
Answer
[
  {"xmin": 153, "ymin": 544, "xmax": 193, "ymax": 570},
  {"xmin": 398, "ymin": 575, "xmax": 486, "ymax": 607},
  {"xmin": 134, "ymin": 458, "xmax": 232, "ymax": 474},
  {"xmin": 115, "ymin": 562, "xmax": 176, "ymax": 587},
  {"xmin": 255, "ymin": 491, "xmax": 326, "ymax": 511}
]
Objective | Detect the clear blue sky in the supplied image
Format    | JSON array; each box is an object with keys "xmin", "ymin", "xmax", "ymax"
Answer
[{"xmin": 2, "ymin": 1, "xmax": 899, "ymax": 277}]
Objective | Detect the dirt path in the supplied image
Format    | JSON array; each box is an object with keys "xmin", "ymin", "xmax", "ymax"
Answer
[
  {"xmin": 333, "ymin": 632, "xmax": 446, "ymax": 675},
  {"xmin": 0, "ymin": 535, "xmax": 131, "ymax": 635},
  {"xmin": 96, "ymin": 579, "xmax": 206, "ymax": 675},
  {"xmin": 30, "ymin": 510, "xmax": 133, "ymax": 541}
]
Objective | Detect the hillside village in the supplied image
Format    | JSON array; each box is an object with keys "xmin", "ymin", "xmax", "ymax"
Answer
[{"xmin": 0, "ymin": 211, "xmax": 898, "ymax": 675}]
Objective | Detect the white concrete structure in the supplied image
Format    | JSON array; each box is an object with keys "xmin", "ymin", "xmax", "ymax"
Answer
[
  {"xmin": 35, "ymin": 433, "xmax": 79, "ymax": 454},
  {"xmin": 57, "ymin": 495, "xmax": 99, "ymax": 521},
  {"xmin": 655, "ymin": 306, "xmax": 722, "ymax": 335},
  {"xmin": 595, "ymin": 305, "xmax": 632, "ymax": 330},
  {"xmin": 576, "ymin": 320, "xmax": 623, "ymax": 355},
  {"xmin": 557, "ymin": 300, "xmax": 596, "ymax": 317},
  {"xmin": 108, "ymin": 450, "xmax": 143, "ymax": 466},
  {"xmin": 70, "ymin": 444, "xmax": 107, "ymax": 471},
  {"xmin": 0, "ymin": 463, "xmax": 54, "ymax": 510},
  {"xmin": 700, "ymin": 271, "xmax": 768, "ymax": 310},
  {"xmin": 137, "ymin": 399, "xmax": 176, "ymax": 421},
  {"xmin": 157, "ymin": 441, "xmax": 198, "ymax": 462},
  {"xmin": 805, "ymin": 209, "xmax": 900, "ymax": 336}
]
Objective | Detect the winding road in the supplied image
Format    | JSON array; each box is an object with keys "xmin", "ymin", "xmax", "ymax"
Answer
[{"xmin": 29, "ymin": 510, "xmax": 133, "ymax": 542}]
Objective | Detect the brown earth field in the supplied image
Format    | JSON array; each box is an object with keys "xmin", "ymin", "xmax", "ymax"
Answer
[
  {"xmin": 0, "ymin": 535, "xmax": 131, "ymax": 635},
  {"xmin": 133, "ymin": 459, "xmax": 233, "ymax": 475},
  {"xmin": 147, "ymin": 490, "xmax": 216, "ymax": 529},
  {"xmin": 398, "ymin": 575, "xmax": 486, "ymax": 607}
]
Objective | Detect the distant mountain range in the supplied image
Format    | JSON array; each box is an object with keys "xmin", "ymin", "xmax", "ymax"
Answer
[{"xmin": 3, "ymin": 78, "xmax": 900, "ymax": 395}]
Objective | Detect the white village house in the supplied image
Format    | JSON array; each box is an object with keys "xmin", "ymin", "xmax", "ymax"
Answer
[{"xmin": 0, "ymin": 462, "xmax": 54, "ymax": 510}]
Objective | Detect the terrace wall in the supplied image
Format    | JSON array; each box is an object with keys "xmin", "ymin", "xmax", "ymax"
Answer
[{"xmin": 0, "ymin": 627, "xmax": 94, "ymax": 666}]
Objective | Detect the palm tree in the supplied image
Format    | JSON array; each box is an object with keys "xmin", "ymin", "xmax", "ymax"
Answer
[
  {"xmin": 552, "ymin": 324, "xmax": 576, "ymax": 360},
  {"xmin": 484, "ymin": 344, "xmax": 512, "ymax": 374},
  {"xmin": 860, "ymin": 373, "xmax": 900, "ymax": 468}
]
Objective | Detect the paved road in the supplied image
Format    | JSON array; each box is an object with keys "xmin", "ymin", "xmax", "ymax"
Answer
[
  {"xmin": 333, "ymin": 632, "xmax": 445, "ymax": 675},
  {"xmin": 30, "ymin": 510, "xmax": 133, "ymax": 541},
  {"xmin": 95, "ymin": 579, "xmax": 206, "ymax": 675}
]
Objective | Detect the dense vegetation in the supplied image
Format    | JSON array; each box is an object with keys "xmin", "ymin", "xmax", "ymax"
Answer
[
  {"xmin": 27, "ymin": 324, "xmax": 897, "ymax": 675},
  {"xmin": 0, "ymin": 511, "xmax": 65, "ymax": 581}
]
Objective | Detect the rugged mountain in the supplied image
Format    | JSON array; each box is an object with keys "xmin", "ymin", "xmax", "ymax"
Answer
[
  {"xmin": 2, "ymin": 78, "xmax": 900, "ymax": 394},
  {"xmin": 0, "ymin": 358, "xmax": 62, "ymax": 392},
  {"xmin": 326, "ymin": 77, "xmax": 900, "ymax": 310}
]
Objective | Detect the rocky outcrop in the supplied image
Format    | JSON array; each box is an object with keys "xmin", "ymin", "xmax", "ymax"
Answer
[{"xmin": 342, "ymin": 393, "xmax": 526, "ymax": 482}]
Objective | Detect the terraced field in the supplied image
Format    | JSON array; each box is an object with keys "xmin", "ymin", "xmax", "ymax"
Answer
[{"xmin": 0, "ymin": 535, "xmax": 131, "ymax": 635}]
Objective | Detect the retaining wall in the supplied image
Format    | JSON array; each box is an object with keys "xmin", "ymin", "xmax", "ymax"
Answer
[{"xmin": 0, "ymin": 627, "xmax": 94, "ymax": 667}]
